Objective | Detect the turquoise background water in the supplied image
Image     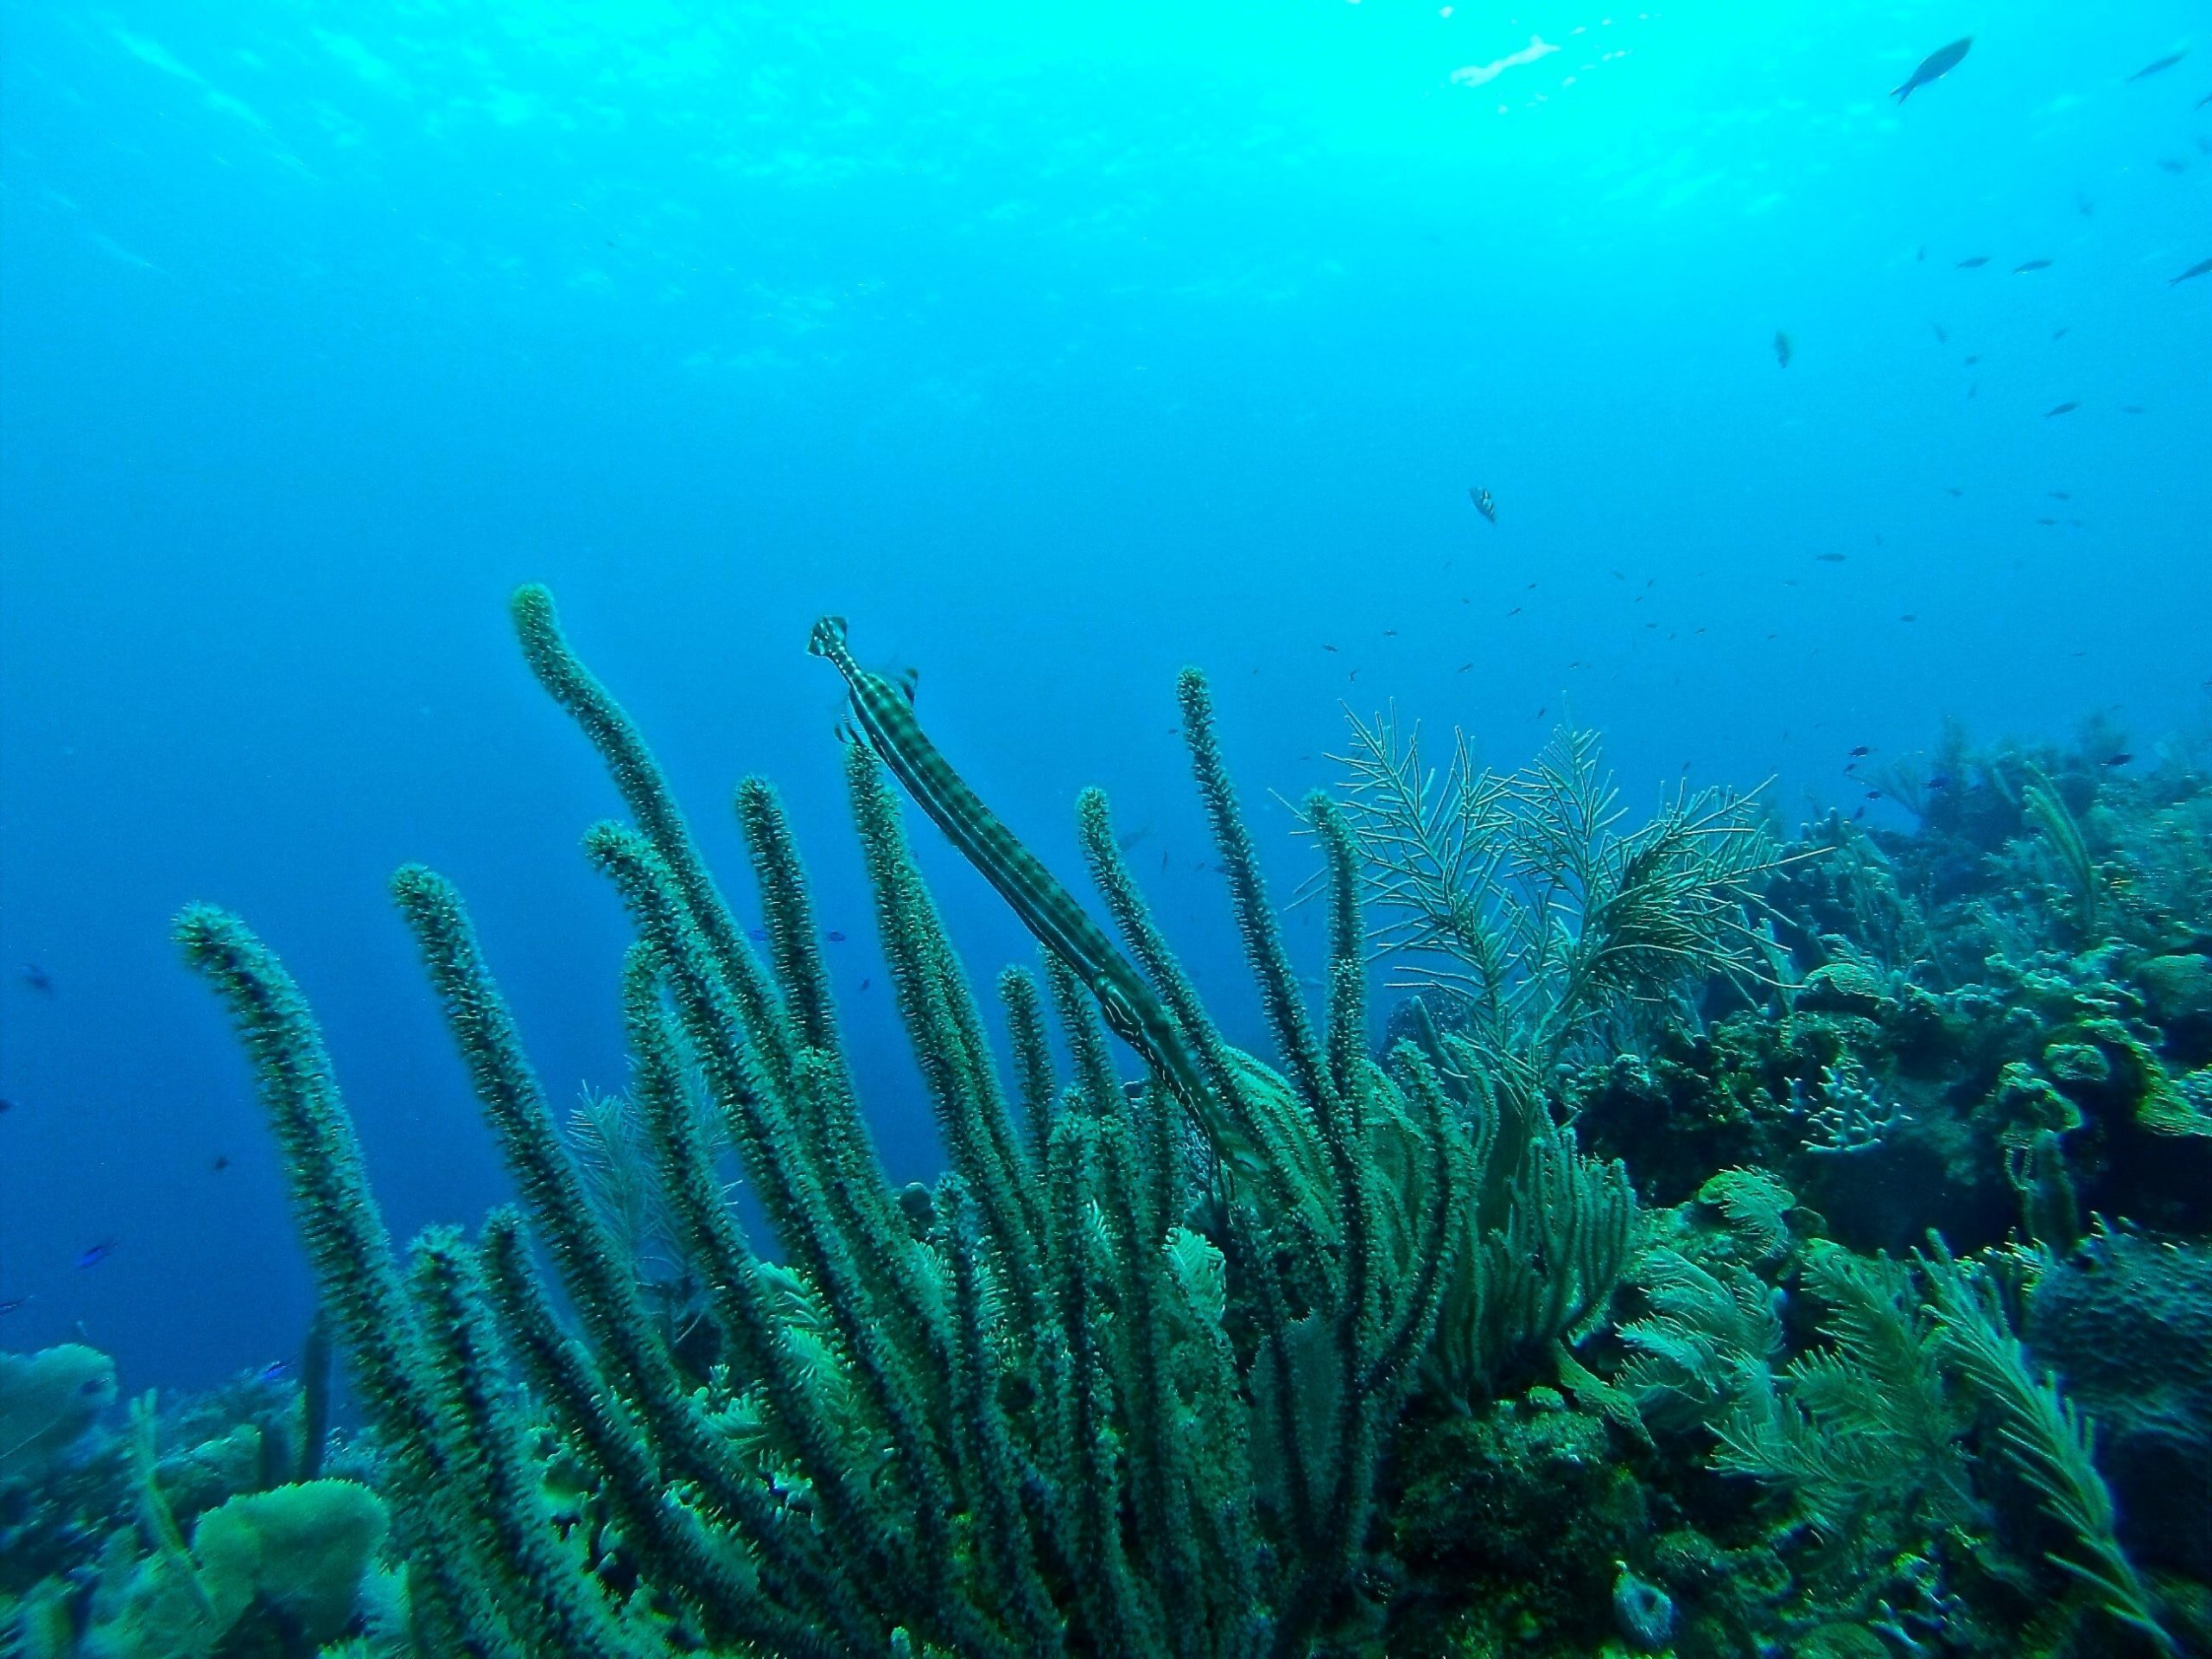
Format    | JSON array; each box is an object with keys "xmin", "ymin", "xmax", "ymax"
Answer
[{"xmin": 3, "ymin": 0, "xmax": 2206, "ymax": 1386}]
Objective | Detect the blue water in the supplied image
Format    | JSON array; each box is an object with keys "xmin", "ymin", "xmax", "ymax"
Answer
[{"xmin": 2, "ymin": 0, "xmax": 2206, "ymax": 1390}]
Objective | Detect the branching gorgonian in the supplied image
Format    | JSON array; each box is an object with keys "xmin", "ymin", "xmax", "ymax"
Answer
[{"xmin": 1325, "ymin": 709, "xmax": 1789, "ymax": 1080}]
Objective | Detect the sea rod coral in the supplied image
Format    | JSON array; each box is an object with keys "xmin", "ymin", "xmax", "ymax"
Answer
[{"xmin": 173, "ymin": 585, "xmax": 1482, "ymax": 1656}]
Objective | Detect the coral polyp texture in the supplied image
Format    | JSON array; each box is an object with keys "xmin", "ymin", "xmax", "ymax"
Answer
[{"xmin": 9, "ymin": 600, "xmax": 2206, "ymax": 1658}]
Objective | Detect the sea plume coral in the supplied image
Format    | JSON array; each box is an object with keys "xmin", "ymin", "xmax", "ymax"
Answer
[
  {"xmin": 1325, "ymin": 709, "xmax": 1787, "ymax": 1088},
  {"xmin": 176, "ymin": 586, "xmax": 1475, "ymax": 1656}
]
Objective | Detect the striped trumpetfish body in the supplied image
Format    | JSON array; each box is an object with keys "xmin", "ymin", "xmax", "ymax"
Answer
[{"xmin": 807, "ymin": 617, "xmax": 1212, "ymax": 1111}]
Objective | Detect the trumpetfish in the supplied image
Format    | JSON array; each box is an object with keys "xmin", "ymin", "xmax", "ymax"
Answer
[{"xmin": 807, "ymin": 617, "xmax": 1245, "ymax": 1155}]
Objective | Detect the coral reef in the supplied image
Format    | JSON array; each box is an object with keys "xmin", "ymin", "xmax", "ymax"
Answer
[
  {"xmin": 16, "ymin": 611, "xmax": 2208, "ymax": 1657},
  {"xmin": 1, "ymin": 1341, "xmax": 390, "ymax": 1658}
]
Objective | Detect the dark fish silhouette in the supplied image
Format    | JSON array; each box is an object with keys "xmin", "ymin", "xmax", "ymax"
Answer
[
  {"xmin": 2171, "ymin": 257, "xmax": 2212, "ymax": 286},
  {"xmin": 0, "ymin": 1297, "xmax": 29, "ymax": 1317},
  {"xmin": 1932, "ymin": 321, "xmax": 1948, "ymax": 343},
  {"xmin": 20, "ymin": 963, "xmax": 54, "ymax": 995},
  {"xmin": 1848, "ymin": 745, "xmax": 1873, "ymax": 757},
  {"xmin": 1115, "ymin": 826, "xmax": 1152, "ymax": 851},
  {"xmin": 1815, "ymin": 552, "xmax": 1848, "ymax": 563},
  {"xmin": 2013, "ymin": 259, "xmax": 2051, "ymax": 273},
  {"xmin": 1956, "ymin": 256, "xmax": 1991, "ymax": 268},
  {"xmin": 77, "ymin": 1239, "xmax": 118, "ymax": 1269},
  {"xmin": 1469, "ymin": 486, "xmax": 1497, "ymax": 524},
  {"xmin": 2044, "ymin": 402, "xmax": 2079, "ymax": 416},
  {"xmin": 1774, "ymin": 330, "xmax": 1794, "ymax": 367},
  {"xmin": 823, "ymin": 930, "xmax": 848, "ymax": 943},
  {"xmin": 2129, "ymin": 49, "xmax": 2187, "ymax": 80},
  {"xmin": 2101, "ymin": 752, "xmax": 2134, "ymax": 767},
  {"xmin": 1893, "ymin": 37, "xmax": 1971, "ymax": 101}
]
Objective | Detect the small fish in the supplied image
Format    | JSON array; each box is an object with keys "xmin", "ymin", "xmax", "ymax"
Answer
[
  {"xmin": 0, "ymin": 1296, "xmax": 29, "ymax": 1316},
  {"xmin": 1382, "ymin": 629, "xmax": 1398, "ymax": 637},
  {"xmin": 2101, "ymin": 752, "xmax": 2134, "ymax": 767},
  {"xmin": 1917, "ymin": 245, "xmax": 1928, "ymax": 260},
  {"xmin": 2038, "ymin": 517, "xmax": 2059, "ymax": 526},
  {"xmin": 1956, "ymin": 256, "xmax": 1991, "ymax": 269},
  {"xmin": 1963, "ymin": 354, "xmax": 1979, "ymax": 365},
  {"xmin": 2129, "ymin": 49, "xmax": 2187, "ymax": 80},
  {"xmin": 1945, "ymin": 486, "xmax": 1964, "ymax": 496},
  {"xmin": 824, "ymin": 930, "xmax": 847, "ymax": 943},
  {"xmin": 1457, "ymin": 661, "xmax": 1474, "ymax": 672},
  {"xmin": 2050, "ymin": 490, "xmax": 2071, "ymax": 499},
  {"xmin": 2156, "ymin": 158, "xmax": 2190, "ymax": 175},
  {"xmin": 2120, "ymin": 404, "xmax": 2146, "ymax": 414},
  {"xmin": 1507, "ymin": 606, "xmax": 1522, "ymax": 616},
  {"xmin": 2013, "ymin": 259, "xmax": 2051, "ymax": 273},
  {"xmin": 2170, "ymin": 257, "xmax": 2212, "ymax": 286},
  {"xmin": 1114, "ymin": 826, "xmax": 1152, "ymax": 851},
  {"xmin": 77, "ymin": 1239, "xmax": 117, "ymax": 1269},
  {"xmin": 257, "ymin": 1360, "xmax": 293, "ymax": 1385},
  {"xmin": 1894, "ymin": 36, "xmax": 1972, "ymax": 101},
  {"xmin": 1932, "ymin": 321, "xmax": 1948, "ymax": 343},
  {"xmin": 1815, "ymin": 552, "xmax": 1847, "ymax": 563},
  {"xmin": 1774, "ymin": 329, "xmax": 1794, "ymax": 368},
  {"xmin": 1848, "ymin": 745, "xmax": 1873, "ymax": 757},
  {"xmin": 21, "ymin": 963, "xmax": 54, "ymax": 995},
  {"xmin": 212, "ymin": 1154, "xmax": 231, "ymax": 1173},
  {"xmin": 2044, "ymin": 402, "xmax": 2079, "ymax": 417},
  {"xmin": 1866, "ymin": 789, "xmax": 1884, "ymax": 800},
  {"xmin": 1160, "ymin": 852, "xmax": 1170, "ymax": 870},
  {"xmin": 859, "ymin": 977, "xmax": 872, "ymax": 993},
  {"xmin": 1899, "ymin": 613, "xmax": 1917, "ymax": 622},
  {"xmin": 1469, "ymin": 486, "xmax": 1497, "ymax": 524},
  {"xmin": 1852, "ymin": 806, "xmax": 1868, "ymax": 821},
  {"xmin": 1322, "ymin": 643, "xmax": 1338, "ymax": 653},
  {"xmin": 2050, "ymin": 327, "xmax": 2069, "ymax": 341},
  {"xmin": 745, "ymin": 925, "xmax": 770, "ymax": 944},
  {"xmin": 0, "ymin": 1096, "xmax": 13, "ymax": 1114},
  {"xmin": 1927, "ymin": 773, "xmax": 1953, "ymax": 790}
]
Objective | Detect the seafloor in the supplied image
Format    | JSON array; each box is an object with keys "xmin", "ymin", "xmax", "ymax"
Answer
[{"xmin": 5, "ymin": 593, "xmax": 2209, "ymax": 1658}]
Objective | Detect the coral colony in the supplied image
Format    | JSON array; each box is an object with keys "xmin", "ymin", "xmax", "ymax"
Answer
[{"xmin": 6, "ymin": 591, "xmax": 2209, "ymax": 1656}]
